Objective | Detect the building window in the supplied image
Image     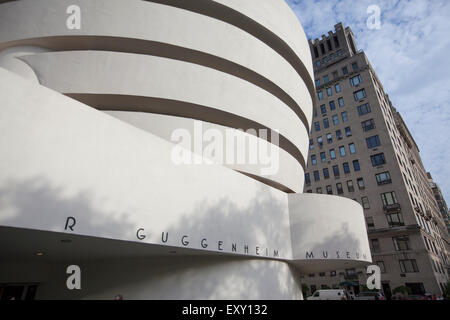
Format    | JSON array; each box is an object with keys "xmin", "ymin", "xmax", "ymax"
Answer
[
  {"xmin": 345, "ymin": 126, "xmax": 352, "ymax": 137},
  {"xmin": 309, "ymin": 139, "xmax": 314, "ymax": 150},
  {"xmin": 343, "ymin": 162, "xmax": 350, "ymax": 174},
  {"xmin": 353, "ymin": 160, "xmax": 361, "ymax": 172},
  {"xmin": 305, "ymin": 173, "xmax": 311, "ymax": 185},
  {"xmin": 366, "ymin": 135, "xmax": 381, "ymax": 149},
  {"xmin": 332, "ymin": 71, "xmax": 339, "ymax": 79},
  {"xmin": 317, "ymin": 136, "xmax": 323, "ymax": 147},
  {"xmin": 347, "ymin": 180, "xmax": 355, "ymax": 192},
  {"xmin": 399, "ymin": 259, "xmax": 419, "ymax": 273},
  {"xmin": 339, "ymin": 146, "xmax": 346, "ymax": 157},
  {"xmin": 342, "ymin": 66, "xmax": 348, "ymax": 75},
  {"xmin": 323, "ymin": 168, "xmax": 330, "ymax": 179},
  {"xmin": 333, "ymin": 165, "xmax": 340, "ymax": 177},
  {"xmin": 338, "ymin": 97, "xmax": 345, "ymax": 107},
  {"xmin": 354, "ymin": 89, "xmax": 367, "ymax": 101},
  {"xmin": 320, "ymin": 104, "xmax": 327, "ymax": 114},
  {"xmin": 335, "ymin": 83, "xmax": 342, "ymax": 93},
  {"xmin": 329, "ymin": 100, "xmax": 336, "ymax": 110},
  {"xmin": 323, "ymin": 118, "xmax": 330, "ymax": 129},
  {"xmin": 376, "ymin": 171, "xmax": 392, "ymax": 185},
  {"xmin": 381, "ymin": 191, "xmax": 398, "ymax": 206},
  {"xmin": 306, "ymin": 189, "xmax": 312, "ymax": 193},
  {"xmin": 349, "ymin": 143, "xmax": 356, "ymax": 154},
  {"xmin": 316, "ymin": 187, "xmax": 323, "ymax": 194},
  {"xmin": 371, "ymin": 239, "xmax": 381, "ymax": 253},
  {"xmin": 387, "ymin": 212, "xmax": 404, "ymax": 227},
  {"xmin": 371, "ymin": 153, "xmax": 386, "ymax": 167},
  {"xmin": 311, "ymin": 155, "xmax": 317, "ymax": 166},
  {"xmin": 366, "ymin": 217, "xmax": 375, "ymax": 230},
  {"xmin": 320, "ymin": 152, "xmax": 326, "ymax": 163},
  {"xmin": 393, "ymin": 236, "xmax": 410, "ymax": 251},
  {"xmin": 314, "ymin": 121, "xmax": 321, "ymax": 132},
  {"xmin": 336, "ymin": 183, "xmax": 344, "ymax": 194},
  {"xmin": 330, "ymin": 149, "xmax": 336, "ymax": 160},
  {"xmin": 331, "ymin": 115, "xmax": 339, "ymax": 126},
  {"xmin": 350, "ymin": 74, "xmax": 362, "ymax": 86},
  {"xmin": 314, "ymin": 171, "xmax": 320, "ymax": 182},
  {"xmin": 326, "ymin": 185, "xmax": 333, "ymax": 195},
  {"xmin": 357, "ymin": 103, "xmax": 371, "ymax": 116},
  {"xmin": 341, "ymin": 112, "xmax": 349, "ymax": 122},
  {"xmin": 315, "ymin": 79, "xmax": 321, "ymax": 87},
  {"xmin": 352, "ymin": 62, "xmax": 358, "ymax": 71},
  {"xmin": 361, "ymin": 196, "xmax": 370, "ymax": 209},
  {"xmin": 324, "ymin": 75, "xmax": 329, "ymax": 84},
  {"xmin": 327, "ymin": 133, "xmax": 333, "ymax": 144},
  {"xmin": 357, "ymin": 178, "xmax": 365, "ymax": 190},
  {"xmin": 376, "ymin": 261, "xmax": 386, "ymax": 273},
  {"xmin": 327, "ymin": 87, "xmax": 332, "ymax": 96},
  {"xmin": 361, "ymin": 119, "xmax": 376, "ymax": 132},
  {"xmin": 336, "ymin": 130, "xmax": 343, "ymax": 140},
  {"xmin": 318, "ymin": 91, "xmax": 323, "ymax": 100},
  {"xmin": 316, "ymin": 60, "xmax": 321, "ymax": 67}
]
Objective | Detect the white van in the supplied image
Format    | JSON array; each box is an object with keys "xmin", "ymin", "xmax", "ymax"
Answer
[{"xmin": 306, "ymin": 289, "xmax": 349, "ymax": 300}]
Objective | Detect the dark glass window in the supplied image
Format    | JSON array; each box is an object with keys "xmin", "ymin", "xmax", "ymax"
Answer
[
  {"xmin": 354, "ymin": 89, "xmax": 367, "ymax": 101},
  {"xmin": 329, "ymin": 100, "xmax": 336, "ymax": 110},
  {"xmin": 338, "ymin": 97, "xmax": 345, "ymax": 107},
  {"xmin": 371, "ymin": 153, "xmax": 386, "ymax": 166},
  {"xmin": 318, "ymin": 91, "xmax": 323, "ymax": 100},
  {"xmin": 336, "ymin": 183, "xmax": 344, "ymax": 194},
  {"xmin": 366, "ymin": 135, "xmax": 381, "ymax": 149},
  {"xmin": 376, "ymin": 171, "xmax": 392, "ymax": 185},
  {"xmin": 361, "ymin": 119, "xmax": 376, "ymax": 131},
  {"xmin": 347, "ymin": 180, "xmax": 355, "ymax": 192},
  {"xmin": 343, "ymin": 162, "xmax": 350, "ymax": 174},
  {"xmin": 332, "ymin": 115, "xmax": 339, "ymax": 125},
  {"xmin": 323, "ymin": 118, "xmax": 330, "ymax": 129},
  {"xmin": 345, "ymin": 126, "xmax": 352, "ymax": 137},
  {"xmin": 333, "ymin": 165, "xmax": 340, "ymax": 177},
  {"xmin": 381, "ymin": 191, "xmax": 398, "ymax": 206},
  {"xmin": 314, "ymin": 170, "xmax": 320, "ymax": 182},
  {"xmin": 336, "ymin": 130, "xmax": 343, "ymax": 140},
  {"xmin": 314, "ymin": 121, "xmax": 321, "ymax": 132},
  {"xmin": 330, "ymin": 149, "xmax": 336, "ymax": 160},
  {"xmin": 350, "ymin": 74, "xmax": 362, "ymax": 86},
  {"xmin": 327, "ymin": 133, "xmax": 333, "ymax": 144},
  {"xmin": 357, "ymin": 103, "xmax": 371, "ymax": 116},
  {"xmin": 353, "ymin": 160, "xmax": 361, "ymax": 171},
  {"xmin": 305, "ymin": 173, "xmax": 311, "ymax": 184},
  {"xmin": 323, "ymin": 168, "xmax": 330, "ymax": 179}
]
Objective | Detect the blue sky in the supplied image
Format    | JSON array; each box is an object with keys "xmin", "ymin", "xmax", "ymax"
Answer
[{"xmin": 286, "ymin": 0, "xmax": 450, "ymax": 203}]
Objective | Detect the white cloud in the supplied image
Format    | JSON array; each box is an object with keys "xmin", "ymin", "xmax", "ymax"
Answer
[{"xmin": 287, "ymin": 0, "xmax": 450, "ymax": 203}]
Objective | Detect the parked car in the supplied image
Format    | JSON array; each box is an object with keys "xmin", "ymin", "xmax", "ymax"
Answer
[
  {"xmin": 355, "ymin": 292, "xmax": 385, "ymax": 300},
  {"xmin": 307, "ymin": 289, "xmax": 349, "ymax": 300}
]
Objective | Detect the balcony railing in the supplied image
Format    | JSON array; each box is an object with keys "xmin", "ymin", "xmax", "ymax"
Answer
[{"xmin": 383, "ymin": 203, "xmax": 401, "ymax": 214}]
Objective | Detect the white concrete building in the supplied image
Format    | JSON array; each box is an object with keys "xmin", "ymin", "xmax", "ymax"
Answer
[{"xmin": 0, "ymin": 0, "xmax": 371, "ymax": 299}]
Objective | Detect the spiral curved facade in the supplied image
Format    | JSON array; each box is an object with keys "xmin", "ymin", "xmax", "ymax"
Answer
[{"xmin": 0, "ymin": 0, "xmax": 371, "ymax": 300}]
